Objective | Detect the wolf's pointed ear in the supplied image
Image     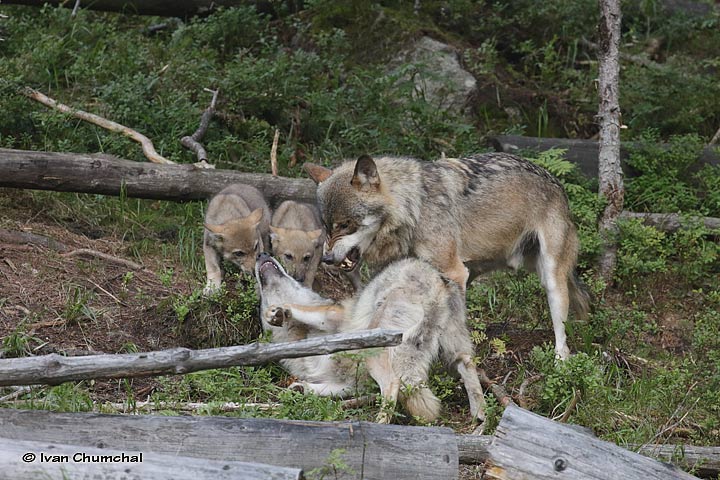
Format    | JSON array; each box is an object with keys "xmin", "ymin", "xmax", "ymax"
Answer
[
  {"xmin": 304, "ymin": 163, "xmax": 333, "ymax": 184},
  {"xmin": 351, "ymin": 155, "xmax": 380, "ymax": 191},
  {"xmin": 204, "ymin": 223, "xmax": 226, "ymax": 235},
  {"xmin": 307, "ymin": 229, "xmax": 323, "ymax": 245},
  {"xmin": 247, "ymin": 208, "xmax": 264, "ymax": 226}
]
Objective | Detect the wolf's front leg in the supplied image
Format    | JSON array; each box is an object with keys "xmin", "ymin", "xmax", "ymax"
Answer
[
  {"xmin": 203, "ymin": 243, "xmax": 224, "ymax": 296},
  {"xmin": 281, "ymin": 303, "xmax": 345, "ymax": 332}
]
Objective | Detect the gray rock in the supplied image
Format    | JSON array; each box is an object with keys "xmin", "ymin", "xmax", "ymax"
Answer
[{"xmin": 395, "ymin": 36, "xmax": 476, "ymax": 113}]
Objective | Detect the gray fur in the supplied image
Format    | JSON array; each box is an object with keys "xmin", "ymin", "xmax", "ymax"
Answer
[
  {"xmin": 308, "ymin": 152, "xmax": 591, "ymax": 359},
  {"xmin": 203, "ymin": 184, "xmax": 271, "ymax": 295},
  {"xmin": 255, "ymin": 254, "xmax": 486, "ymax": 426}
]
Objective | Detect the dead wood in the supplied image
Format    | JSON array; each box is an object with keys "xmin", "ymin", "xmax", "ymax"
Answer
[
  {"xmin": 2, "ymin": 0, "xmax": 280, "ymax": 18},
  {"xmin": 0, "ymin": 409, "xmax": 458, "ymax": 480},
  {"xmin": 478, "ymin": 368, "xmax": 516, "ymax": 407},
  {"xmin": 489, "ymin": 134, "xmax": 720, "ymax": 179},
  {"xmin": 581, "ymin": 37, "xmax": 666, "ymax": 70},
  {"xmin": 270, "ymin": 128, "xmax": 280, "ymax": 176},
  {"xmin": 710, "ymin": 126, "xmax": 720, "ymax": 146},
  {"xmin": 62, "ymin": 248, "xmax": 146, "ymax": 271},
  {"xmin": 21, "ymin": 87, "xmax": 174, "ymax": 165},
  {"xmin": 180, "ymin": 88, "xmax": 218, "ymax": 168},
  {"xmin": 0, "ymin": 329, "xmax": 403, "ymax": 386},
  {"xmin": 619, "ymin": 212, "xmax": 720, "ymax": 233},
  {"xmin": 0, "ymin": 228, "xmax": 68, "ymax": 252},
  {"xmin": 0, "ymin": 437, "xmax": 304, "ymax": 480},
  {"xmin": 0, "ymin": 148, "xmax": 317, "ymax": 207}
]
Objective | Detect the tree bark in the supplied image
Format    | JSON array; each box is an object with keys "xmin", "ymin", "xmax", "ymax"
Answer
[
  {"xmin": 596, "ymin": 0, "xmax": 624, "ymax": 283},
  {"xmin": 0, "ymin": 148, "xmax": 316, "ymax": 207},
  {"xmin": 488, "ymin": 135, "xmax": 720, "ymax": 179},
  {"xmin": 0, "ymin": 437, "xmax": 303, "ymax": 480},
  {"xmin": 0, "ymin": 329, "xmax": 402, "ymax": 386},
  {"xmin": 2, "ymin": 0, "xmax": 261, "ymax": 17},
  {"xmin": 0, "ymin": 410, "xmax": 459, "ymax": 480},
  {"xmin": 484, "ymin": 405, "xmax": 699, "ymax": 479},
  {"xmin": 618, "ymin": 212, "xmax": 720, "ymax": 233}
]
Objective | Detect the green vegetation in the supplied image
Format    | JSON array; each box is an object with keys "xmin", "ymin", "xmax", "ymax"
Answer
[{"xmin": 1, "ymin": 0, "xmax": 719, "ymax": 460}]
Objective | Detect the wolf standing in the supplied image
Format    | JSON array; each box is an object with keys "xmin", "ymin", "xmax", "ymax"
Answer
[
  {"xmin": 203, "ymin": 184, "xmax": 271, "ymax": 295},
  {"xmin": 305, "ymin": 153, "xmax": 590, "ymax": 359}
]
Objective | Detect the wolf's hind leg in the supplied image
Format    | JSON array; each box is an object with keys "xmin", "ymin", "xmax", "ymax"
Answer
[
  {"xmin": 536, "ymin": 229, "xmax": 572, "ymax": 360},
  {"xmin": 366, "ymin": 351, "xmax": 400, "ymax": 424},
  {"xmin": 453, "ymin": 354, "xmax": 486, "ymax": 428}
]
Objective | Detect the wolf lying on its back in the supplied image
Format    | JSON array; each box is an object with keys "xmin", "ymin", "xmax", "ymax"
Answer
[
  {"xmin": 305, "ymin": 153, "xmax": 590, "ymax": 360},
  {"xmin": 255, "ymin": 253, "xmax": 486, "ymax": 425}
]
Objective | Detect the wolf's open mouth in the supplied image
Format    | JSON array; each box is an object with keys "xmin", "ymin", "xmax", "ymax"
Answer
[
  {"xmin": 340, "ymin": 247, "xmax": 361, "ymax": 272},
  {"xmin": 258, "ymin": 259, "xmax": 282, "ymax": 281}
]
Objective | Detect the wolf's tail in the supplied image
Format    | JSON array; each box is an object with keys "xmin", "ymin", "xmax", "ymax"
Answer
[
  {"xmin": 402, "ymin": 387, "xmax": 441, "ymax": 423},
  {"xmin": 568, "ymin": 272, "xmax": 591, "ymax": 318}
]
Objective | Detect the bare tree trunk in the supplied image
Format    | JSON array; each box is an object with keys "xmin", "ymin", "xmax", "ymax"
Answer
[{"xmin": 597, "ymin": 0, "xmax": 624, "ymax": 283}]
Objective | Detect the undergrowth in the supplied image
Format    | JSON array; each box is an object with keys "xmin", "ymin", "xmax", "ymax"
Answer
[{"xmin": 1, "ymin": 1, "xmax": 719, "ymax": 458}]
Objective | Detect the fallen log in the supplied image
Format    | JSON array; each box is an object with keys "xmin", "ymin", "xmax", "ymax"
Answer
[
  {"xmin": 2, "ymin": 0, "xmax": 265, "ymax": 17},
  {"xmin": 619, "ymin": 212, "xmax": 720, "ymax": 233},
  {"xmin": 0, "ymin": 436, "xmax": 303, "ymax": 480},
  {"xmin": 0, "ymin": 409, "xmax": 459, "ymax": 480},
  {"xmin": 0, "ymin": 329, "xmax": 403, "ymax": 386},
  {"xmin": 483, "ymin": 404, "xmax": 699, "ymax": 479},
  {"xmin": 456, "ymin": 433, "xmax": 720, "ymax": 478},
  {"xmin": 0, "ymin": 148, "xmax": 315, "ymax": 207},
  {"xmin": 489, "ymin": 134, "xmax": 720, "ymax": 178}
]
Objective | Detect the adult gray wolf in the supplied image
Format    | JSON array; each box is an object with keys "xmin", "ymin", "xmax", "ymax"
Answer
[
  {"xmin": 255, "ymin": 252, "xmax": 486, "ymax": 426},
  {"xmin": 304, "ymin": 152, "xmax": 590, "ymax": 360},
  {"xmin": 203, "ymin": 184, "xmax": 270, "ymax": 295}
]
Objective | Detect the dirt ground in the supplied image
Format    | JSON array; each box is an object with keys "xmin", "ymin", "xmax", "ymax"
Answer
[{"xmin": 0, "ymin": 189, "xmax": 656, "ymax": 479}]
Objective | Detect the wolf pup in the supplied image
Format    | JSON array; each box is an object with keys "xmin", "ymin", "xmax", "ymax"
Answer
[
  {"xmin": 270, "ymin": 201, "xmax": 362, "ymax": 291},
  {"xmin": 269, "ymin": 201, "xmax": 324, "ymax": 288},
  {"xmin": 255, "ymin": 252, "xmax": 486, "ymax": 426},
  {"xmin": 203, "ymin": 184, "xmax": 270, "ymax": 295},
  {"xmin": 305, "ymin": 153, "xmax": 590, "ymax": 360}
]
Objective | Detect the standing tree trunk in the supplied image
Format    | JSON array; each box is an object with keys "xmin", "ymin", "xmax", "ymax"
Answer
[{"xmin": 597, "ymin": 0, "xmax": 624, "ymax": 283}]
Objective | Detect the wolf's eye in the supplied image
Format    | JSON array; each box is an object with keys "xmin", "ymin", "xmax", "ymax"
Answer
[
  {"xmin": 284, "ymin": 253, "xmax": 294, "ymax": 261},
  {"xmin": 233, "ymin": 250, "xmax": 246, "ymax": 258},
  {"xmin": 336, "ymin": 221, "xmax": 349, "ymax": 231},
  {"xmin": 303, "ymin": 254, "xmax": 312, "ymax": 263}
]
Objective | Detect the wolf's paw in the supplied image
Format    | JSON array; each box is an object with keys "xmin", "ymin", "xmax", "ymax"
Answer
[
  {"xmin": 203, "ymin": 283, "xmax": 221, "ymax": 297},
  {"xmin": 267, "ymin": 306, "xmax": 292, "ymax": 327},
  {"xmin": 287, "ymin": 382, "xmax": 305, "ymax": 393}
]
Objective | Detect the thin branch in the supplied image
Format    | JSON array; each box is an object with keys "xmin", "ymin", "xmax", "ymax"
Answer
[
  {"xmin": 270, "ymin": 128, "xmax": 280, "ymax": 176},
  {"xmin": 62, "ymin": 248, "xmax": 145, "ymax": 271},
  {"xmin": 581, "ymin": 37, "xmax": 665, "ymax": 71},
  {"xmin": 554, "ymin": 388, "xmax": 580, "ymax": 423},
  {"xmin": 517, "ymin": 374, "xmax": 542, "ymax": 409},
  {"xmin": 180, "ymin": 88, "xmax": 218, "ymax": 169},
  {"xmin": 0, "ymin": 386, "xmax": 32, "ymax": 402},
  {"xmin": 710, "ymin": 126, "xmax": 720, "ymax": 146},
  {"xmin": 478, "ymin": 368, "xmax": 516, "ymax": 407},
  {"xmin": 71, "ymin": 0, "xmax": 81, "ymax": 16},
  {"xmin": 0, "ymin": 228, "xmax": 68, "ymax": 252},
  {"xmin": 21, "ymin": 87, "xmax": 174, "ymax": 165}
]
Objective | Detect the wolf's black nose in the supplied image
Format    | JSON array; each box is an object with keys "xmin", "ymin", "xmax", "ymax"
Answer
[
  {"xmin": 321, "ymin": 253, "xmax": 334, "ymax": 264},
  {"xmin": 257, "ymin": 252, "xmax": 271, "ymax": 261}
]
